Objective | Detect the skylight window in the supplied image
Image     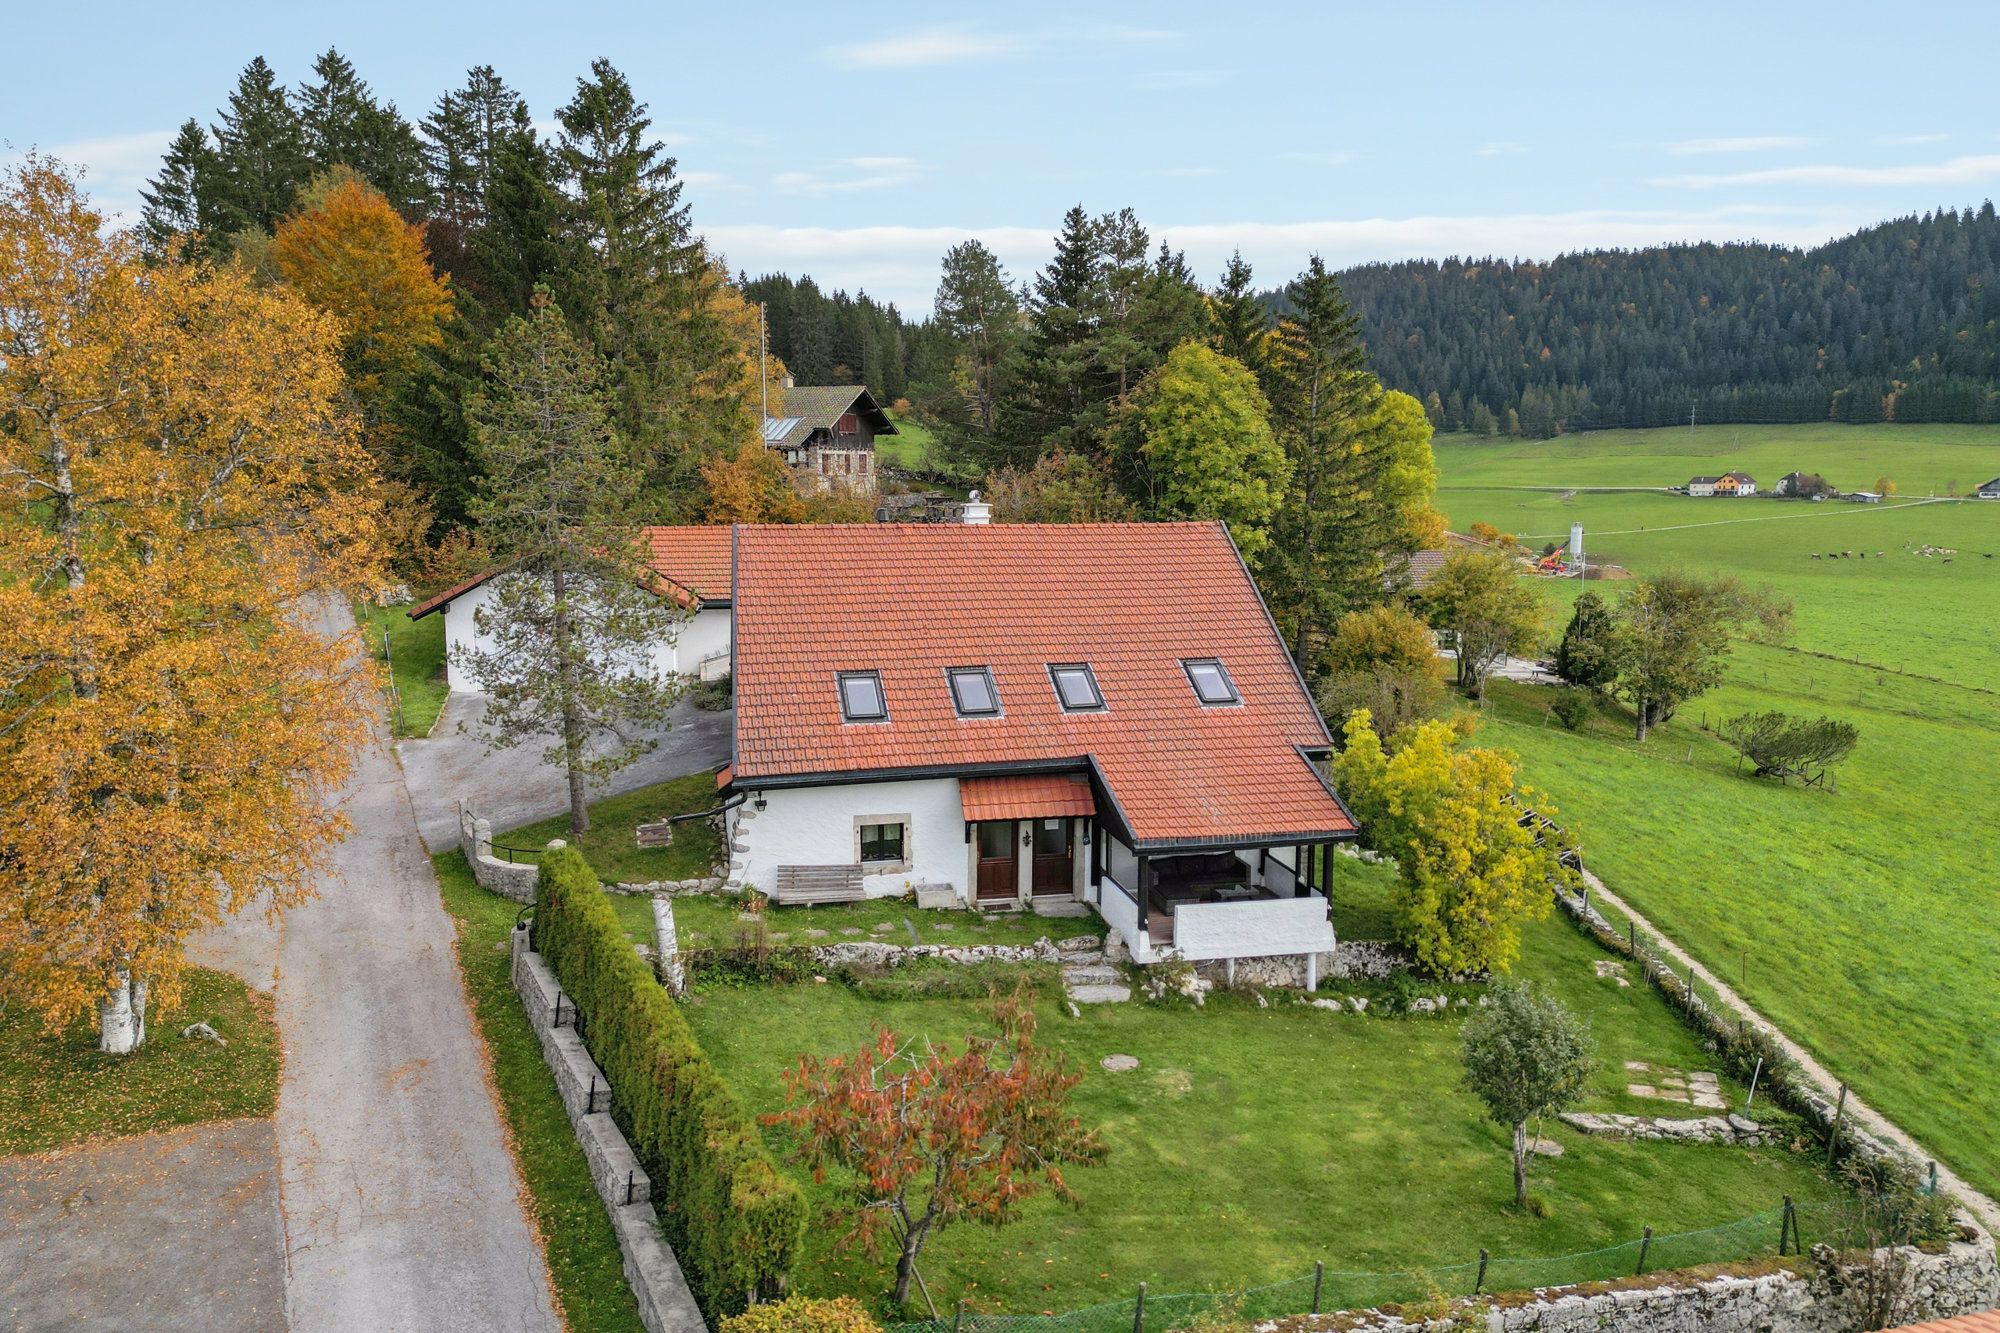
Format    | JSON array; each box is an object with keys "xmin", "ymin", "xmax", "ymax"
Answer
[
  {"xmin": 1182, "ymin": 658, "xmax": 1240, "ymax": 705},
  {"xmin": 837, "ymin": 670, "xmax": 887, "ymax": 722},
  {"xmin": 947, "ymin": 667, "xmax": 1000, "ymax": 717},
  {"xmin": 1048, "ymin": 663, "xmax": 1105, "ymax": 712}
]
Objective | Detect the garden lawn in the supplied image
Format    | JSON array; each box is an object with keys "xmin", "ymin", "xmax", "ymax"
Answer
[
  {"xmin": 1434, "ymin": 422, "xmax": 2000, "ymax": 1200},
  {"xmin": 0, "ymin": 966, "xmax": 279, "ymax": 1156},
  {"xmin": 682, "ymin": 896, "xmax": 1839, "ymax": 1319},
  {"xmin": 877, "ymin": 412, "xmax": 939, "ymax": 469},
  {"xmin": 501, "ymin": 770, "xmax": 724, "ymax": 886},
  {"xmin": 433, "ymin": 850, "xmax": 645, "ymax": 1333},
  {"xmin": 354, "ymin": 600, "xmax": 448, "ymax": 737}
]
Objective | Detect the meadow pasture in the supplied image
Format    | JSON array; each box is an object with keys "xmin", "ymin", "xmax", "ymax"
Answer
[{"xmin": 1434, "ymin": 423, "xmax": 2000, "ymax": 1199}]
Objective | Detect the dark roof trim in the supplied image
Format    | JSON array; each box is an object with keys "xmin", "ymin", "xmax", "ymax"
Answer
[
  {"xmin": 735, "ymin": 755, "xmax": 1093, "ymax": 791},
  {"xmin": 407, "ymin": 561, "xmax": 518, "ymax": 620}
]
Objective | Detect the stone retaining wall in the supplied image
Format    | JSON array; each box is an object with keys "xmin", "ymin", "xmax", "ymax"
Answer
[
  {"xmin": 459, "ymin": 801, "xmax": 539, "ymax": 903},
  {"xmin": 510, "ymin": 927, "xmax": 705, "ymax": 1333},
  {"xmin": 1268, "ymin": 1228, "xmax": 1997, "ymax": 1332}
]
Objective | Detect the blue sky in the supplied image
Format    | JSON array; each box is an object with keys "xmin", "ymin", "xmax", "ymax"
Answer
[{"xmin": 8, "ymin": 1, "xmax": 2000, "ymax": 311}]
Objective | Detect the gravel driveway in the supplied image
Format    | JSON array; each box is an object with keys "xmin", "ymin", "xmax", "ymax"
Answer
[{"xmin": 397, "ymin": 690, "xmax": 733, "ymax": 852}]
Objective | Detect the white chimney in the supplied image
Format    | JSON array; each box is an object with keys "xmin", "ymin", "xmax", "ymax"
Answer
[
  {"xmin": 959, "ymin": 489, "xmax": 991, "ymax": 526},
  {"xmin": 781, "ymin": 373, "xmax": 795, "ymax": 389}
]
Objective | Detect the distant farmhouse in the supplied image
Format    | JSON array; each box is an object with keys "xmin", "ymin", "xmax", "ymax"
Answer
[
  {"xmin": 1978, "ymin": 476, "xmax": 2000, "ymax": 500},
  {"xmin": 760, "ymin": 384, "xmax": 896, "ymax": 492},
  {"xmin": 1773, "ymin": 471, "xmax": 1835, "ymax": 500},
  {"xmin": 1687, "ymin": 472, "xmax": 1757, "ymax": 496}
]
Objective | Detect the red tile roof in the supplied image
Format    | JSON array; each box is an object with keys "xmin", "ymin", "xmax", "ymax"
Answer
[
  {"xmin": 1887, "ymin": 1316, "xmax": 2000, "ymax": 1332},
  {"xmin": 407, "ymin": 527, "xmax": 732, "ymax": 619},
  {"xmin": 961, "ymin": 774, "xmax": 1096, "ymax": 822},
  {"xmin": 730, "ymin": 522, "xmax": 1354, "ymax": 848}
]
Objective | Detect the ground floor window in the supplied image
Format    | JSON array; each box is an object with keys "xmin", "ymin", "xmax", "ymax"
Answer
[{"xmin": 859, "ymin": 820, "xmax": 907, "ymax": 866}]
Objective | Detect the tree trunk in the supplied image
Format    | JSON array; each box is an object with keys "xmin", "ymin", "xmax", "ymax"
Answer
[
  {"xmin": 99, "ymin": 972, "xmax": 149, "ymax": 1054},
  {"xmin": 564, "ymin": 722, "xmax": 591, "ymax": 837},
  {"xmin": 550, "ymin": 562, "xmax": 591, "ymax": 836},
  {"xmin": 893, "ymin": 1236, "xmax": 918, "ymax": 1305},
  {"xmin": 1635, "ymin": 698, "xmax": 1650, "ymax": 743},
  {"xmin": 1512, "ymin": 1119, "xmax": 1529, "ymax": 1206}
]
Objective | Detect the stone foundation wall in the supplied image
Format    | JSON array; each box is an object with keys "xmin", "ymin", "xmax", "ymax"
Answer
[
  {"xmin": 510, "ymin": 927, "xmax": 705, "ymax": 1333},
  {"xmin": 1271, "ymin": 1229, "xmax": 1996, "ymax": 1333},
  {"xmin": 458, "ymin": 801, "xmax": 539, "ymax": 903}
]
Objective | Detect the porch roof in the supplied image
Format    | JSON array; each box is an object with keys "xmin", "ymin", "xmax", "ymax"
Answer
[{"xmin": 960, "ymin": 773, "xmax": 1096, "ymax": 822}]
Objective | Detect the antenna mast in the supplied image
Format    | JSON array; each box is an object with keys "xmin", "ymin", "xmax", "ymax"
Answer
[{"xmin": 759, "ymin": 301, "xmax": 769, "ymax": 424}]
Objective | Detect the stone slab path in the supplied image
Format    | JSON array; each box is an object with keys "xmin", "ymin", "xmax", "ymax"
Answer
[
  {"xmin": 1581, "ymin": 868, "xmax": 2000, "ymax": 1237},
  {"xmin": 1060, "ymin": 934, "xmax": 1130, "ymax": 1004},
  {"xmin": 0, "ymin": 1118, "xmax": 286, "ymax": 1332},
  {"xmin": 197, "ymin": 600, "xmax": 559, "ymax": 1332}
]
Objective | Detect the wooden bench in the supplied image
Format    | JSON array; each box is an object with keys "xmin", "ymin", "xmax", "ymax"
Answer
[{"xmin": 774, "ymin": 865, "xmax": 866, "ymax": 906}]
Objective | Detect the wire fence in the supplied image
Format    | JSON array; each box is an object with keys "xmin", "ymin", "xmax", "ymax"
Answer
[{"xmin": 890, "ymin": 1199, "xmax": 1858, "ymax": 1332}]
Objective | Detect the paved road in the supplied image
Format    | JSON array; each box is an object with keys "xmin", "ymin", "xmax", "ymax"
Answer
[
  {"xmin": 398, "ymin": 690, "xmax": 732, "ymax": 853},
  {"xmin": 1582, "ymin": 869, "xmax": 2000, "ymax": 1239},
  {"xmin": 0, "ymin": 1119, "xmax": 287, "ymax": 1332},
  {"xmin": 201, "ymin": 600, "xmax": 559, "ymax": 1333}
]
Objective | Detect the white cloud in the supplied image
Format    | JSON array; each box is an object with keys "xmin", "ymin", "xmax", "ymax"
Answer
[
  {"xmin": 3, "ymin": 129, "xmax": 177, "ymax": 224},
  {"xmin": 704, "ymin": 205, "xmax": 1872, "ymax": 312},
  {"xmin": 1666, "ymin": 135, "xmax": 1811, "ymax": 155},
  {"xmin": 771, "ymin": 156, "xmax": 925, "ymax": 196},
  {"xmin": 822, "ymin": 21, "xmax": 1177, "ymax": 70},
  {"xmin": 1477, "ymin": 141, "xmax": 1527, "ymax": 157},
  {"xmin": 1656, "ymin": 153, "xmax": 2000, "ymax": 188},
  {"xmin": 824, "ymin": 26, "xmax": 1027, "ymax": 69},
  {"xmin": 1874, "ymin": 132, "xmax": 1948, "ymax": 146}
]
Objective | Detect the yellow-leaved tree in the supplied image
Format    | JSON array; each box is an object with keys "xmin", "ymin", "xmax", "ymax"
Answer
[
  {"xmin": 1333, "ymin": 710, "xmax": 1576, "ymax": 976},
  {"xmin": 0, "ymin": 158, "xmax": 383, "ymax": 1052}
]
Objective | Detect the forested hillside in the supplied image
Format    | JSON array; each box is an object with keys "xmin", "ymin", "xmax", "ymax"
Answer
[{"xmin": 1305, "ymin": 206, "xmax": 2000, "ymax": 435}]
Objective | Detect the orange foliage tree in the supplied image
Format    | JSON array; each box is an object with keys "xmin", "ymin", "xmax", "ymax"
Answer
[
  {"xmin": 0, "ymin": 158, "xmax": 383, "ymax": 1051},
  {"xmin": 271, "ymin": 167, "xmax": 453, "ymax": 399},
  {"xmin": 766, "ymin": 990, "xmax": 1104, "ymax": 1307},
  {"xmin": 701, "ymin": 444, "xmax": 807, "ymax": 523}
]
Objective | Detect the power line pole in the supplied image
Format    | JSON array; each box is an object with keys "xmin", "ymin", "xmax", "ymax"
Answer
[{"xmin": 758, "ymin": 301, "xmax": 769, "ymax": 424}]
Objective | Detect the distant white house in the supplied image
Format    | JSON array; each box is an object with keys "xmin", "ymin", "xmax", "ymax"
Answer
[
  {"xmin": 1687, "ymin": 475, "xmax": 1719, "ymax": 497},
  {"xmin": 409, "ymin": 528, "xmax": 735, "ymax": 694},
  {"xmin": 1978, "ymin": 476, "xmax": 2000, "ymax": 500},
  {"xmin": 1687, "ymin": 472, "xmax": 1757, "ymax": 497},
  {"xmin": 1847, "ymin": 491, "xmax": 1884, "ymax": 504}
]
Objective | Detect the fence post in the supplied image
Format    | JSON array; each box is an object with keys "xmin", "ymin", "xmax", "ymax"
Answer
[
  {"xmin": 1628, "ymin": 920, "xmax": 1636, "ymax": 955},
  {"xmin": 1476, "ymin": 1248, "xmax": 1490, "ymax": 1294},
  {"xmin": 1745, "ymin": 1056, "xmax": 1764, "ymax": 1111},
  {"xmin": 1132, "ymin": 1281, "xmax": 1145, "ymax": 1333},
  {"xmin": 1928, "ymin": 1161, "xmax": 1939, "ymax": 1195},
  {"xmin": 954, "ymin": 1299, "xmax": 966, "ymax": 1333},
  {"xmin": 1779, "ymin": 1195, "xmax": 1793, "ymax": 1255},
  {"xmin": 1312, "ymin": 1261, "xmax": 1324, "ymax": 1313},
  {"xmin": 587, "ymin": 1073, "xmax": 597, "ymax": 1113},
  {"xmin": 1826, "ymin": 1084, "xmax": 1848, "ymax": 1167},
  {"xmin": 1636, "ymin": 1226, "xmax": 1653, "ymax": 1276}
]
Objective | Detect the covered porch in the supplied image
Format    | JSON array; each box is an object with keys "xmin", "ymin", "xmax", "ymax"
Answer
[{"xmin": 1090, "ymin": 832, "xmax": 1345, "ymax": 982}]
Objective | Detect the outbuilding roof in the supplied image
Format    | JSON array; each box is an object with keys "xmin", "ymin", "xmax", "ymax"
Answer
[
  {"xmin": 763, "ymin": 386, "xmax": 897, "ymax": 449},
  {"xmin": 728, "ymin": 522, "xmax": 1354, "ymax": 849},
  {"xmin": 1884, "ymin": 1315, "xmax": 2000, "ymax": 1332},
  {"xmin": 406, "ymin": 526, "xmax": 734, "ymax": 620}
]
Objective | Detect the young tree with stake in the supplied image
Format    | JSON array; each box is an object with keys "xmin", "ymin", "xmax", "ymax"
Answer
[
  {"xmin": 1460, "ymin": 982, "xmax": 1596, "ymax": 1207},
  {"xmin": 767, "ymin": 989, "xmax": 1104, "ymax": 1308},
  {"xmin": 453, "ymin": 288, "xmax": 687, "ymax": 835}
]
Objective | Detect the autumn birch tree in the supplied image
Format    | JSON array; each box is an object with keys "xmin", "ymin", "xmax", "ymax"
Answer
[
  {"xmin": 0, "ymin": 158, "xmax": 382, "ymax": 1051},
  {"xmin": 453, "ymin": 289, "xmax": 686, "ymax": 835}
]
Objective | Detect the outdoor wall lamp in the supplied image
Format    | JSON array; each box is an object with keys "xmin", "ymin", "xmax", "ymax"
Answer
[{"xmin": 753, "ymin": 793, "xmax": 767, "ymax": 812}]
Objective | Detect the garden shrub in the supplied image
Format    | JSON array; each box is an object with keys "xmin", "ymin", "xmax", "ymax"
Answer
[
  {"xmin": 1550, "ymin": 688, "xmax": 1592, "ymax": 731},
  {"xmin": 719, "ymin": 1295, "xmax": 882, "ymax": 1332},
  {"xmin": 532, "ymin": 845, "xmax": 805, "ymax": 1318}
]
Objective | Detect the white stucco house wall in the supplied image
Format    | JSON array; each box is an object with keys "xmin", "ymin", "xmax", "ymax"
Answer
[
  {"xmin": 410, "ymin": 527, "xmax": 736, "ymax": 694},
  {"xmin": 716, "ymin": 516, "xmax": 1357, "ymax": 986}
]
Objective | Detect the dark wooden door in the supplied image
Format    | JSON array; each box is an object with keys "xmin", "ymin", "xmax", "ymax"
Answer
[
  {"xmin": 1031, "ymin": 819, "xmax": 1073, "ymax": 896},
  {"xmin": 976, "ymin": 821, "xmax": 1017, "ymax": 901}
]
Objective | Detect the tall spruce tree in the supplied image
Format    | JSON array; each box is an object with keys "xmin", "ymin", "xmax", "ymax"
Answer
[
  {"xmin": 452, "ymin": 290, "xmax": 688, "ymax": 835},
  {"xmin": 296, "ymin": 49, "xmax": 429, "ymax": 217},
  {"xmin": 552, "ymin": 59, "xmax": 741, "ymax": 503},
  {"xmin": 209, "ymin": 56, "xmax": 308, "ymax": 235},
  {"xmin": 422, "ymin": 66, "xmax": 527, "ymax": 236},
  {"xmin": 998, "ymin": 204, "xmax": 1104, "ymax": 461},
  {"xmin": 1210, "ymin": 250, "xmax": 1271, "ymax": 375},
  {"xmin": 472, "ymin": 114, "xmax": 567, "ymax": 316},
  {"xmin": 934, "ymin": 240, "xmax": 1020, "ymax": 440},
  {"xmin": 1261, "ymin": 256, "xmax": 1403, "ymax": 665},
  {"xmin": 138, "ymin": 120, "xmax": 216, "ymax": 258}
]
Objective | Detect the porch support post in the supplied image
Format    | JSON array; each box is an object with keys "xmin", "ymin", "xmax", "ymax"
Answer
[
  {"xmin": 1323, "ymin": 839, "xmax": 1335, "ymax": 923},
  {"xmin": 1137, "ymin": 855, "xmax": 1152, "ymax": 942},
  {"xmin": 1294, "ymin": 843, "xmax": 1306, "ymax": 897}
]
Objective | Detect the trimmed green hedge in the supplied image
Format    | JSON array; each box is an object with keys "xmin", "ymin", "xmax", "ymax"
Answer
[{"xmin": 532, "ymin": 844, "xmax": 804, "ymax": 1318}]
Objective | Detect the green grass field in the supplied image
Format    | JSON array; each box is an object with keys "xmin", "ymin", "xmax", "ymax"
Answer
[
  {"xmin": 0, "ymin": 967, "xmax": 280, "ymax": 1156},
  {"xmin": 502, "ymin": 770, "xmax": 725, "ymax": 886},
  {"xmin": 684, "ymin": 876, "xmax": 1838, "ymax": 1319},
  {"xmin": 879, "ymin": 412, "xmax": 941, "ymax": 470},
  {"xmin": 353, "ymin": 600, "xmax": 449, "ymax": 737},
  {"xmin": 1434, "ymin": 422, "xmax": 2000, "ymax": 1201}
]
